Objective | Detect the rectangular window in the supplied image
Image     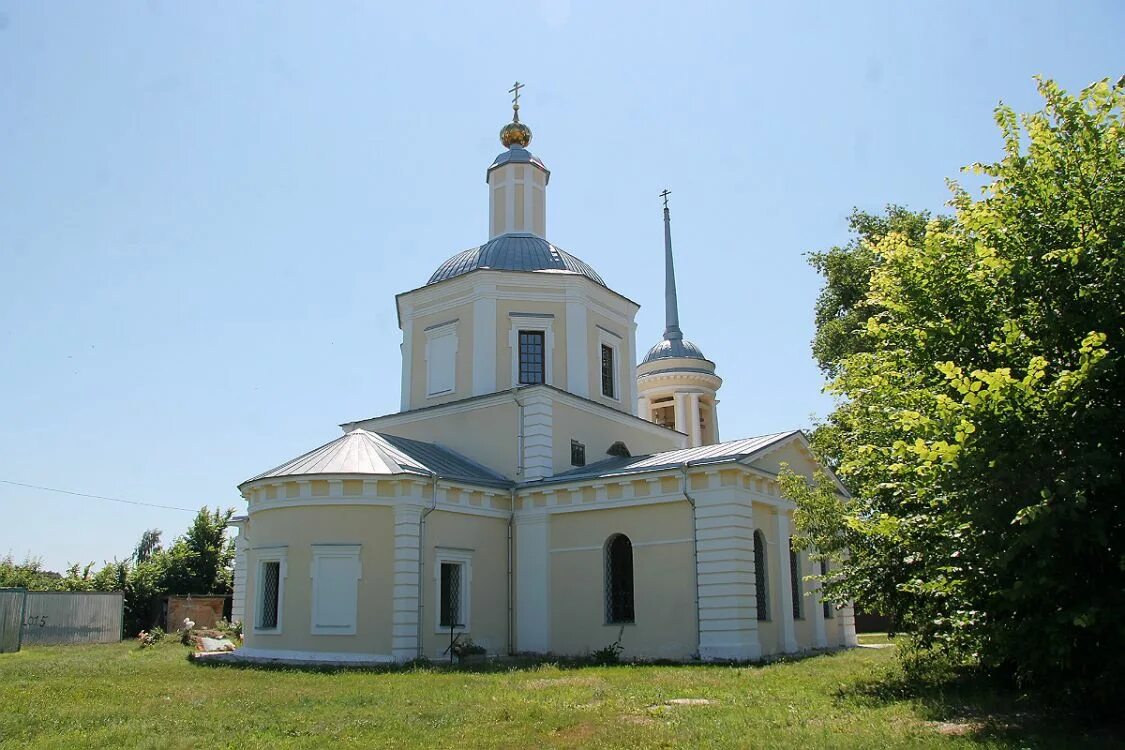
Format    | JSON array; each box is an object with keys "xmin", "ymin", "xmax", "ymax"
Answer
[
  {"xmin": 258, "ymin": 561, "xmax": 281, "ymax": 630},
  {"xmin": 425, "ymin": 322, "xmax": 458, "ymax": 397},
  {"xmin": 570, "ymin": 440, "xmax": 586, "ymax": 467},
  {"xmin": 600, "ymin": 344, "xmax": 616, "ymax": 398},
  {"xmin": 311, "ymin": 546, "xmax": 361, "ymax": 635},
  {"xmin": 518, "ymin": 330, "xmax": 545, "ymax": 384},
  {"xmin": 439, "ymin": 562, "xmax": 463, "ymax": 628}
]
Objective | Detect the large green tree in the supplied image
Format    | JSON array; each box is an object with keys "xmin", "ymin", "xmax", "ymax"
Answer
[{"xmin": 783, "ymin": 77, "xmax": 1124, "ymax": 712}]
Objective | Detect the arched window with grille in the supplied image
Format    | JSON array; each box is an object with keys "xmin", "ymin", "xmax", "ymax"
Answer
[
  {"xmin": 790, "ymin": 539, "xmax": 803, "ymax": 620},
  {"xmin": 604, "ymin": 534, "xmax": 635, "ymax": 624},
  {"xmin": 754, "ymin": 530, "xmax": 769, "ymax": 621}
]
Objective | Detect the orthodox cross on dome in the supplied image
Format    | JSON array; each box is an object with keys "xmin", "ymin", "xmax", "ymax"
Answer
[
  {"xmin": 660, "ymin": 188, "xmax": 671, "ymax": 211},
  {"xmin": 509, "ymin": 81, "xmax": 524, "ymax": 122}
]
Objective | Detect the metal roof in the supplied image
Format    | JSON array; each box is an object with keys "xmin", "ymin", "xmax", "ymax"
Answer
[
  {"xmin": 427, "ymin": 233, "xmax": 606, "ymax": 287},
  {"xmin": 241, "ymin": 428, "xmax": 512, "ymax": 488},
  {"xmin": 487, "ymin": 147, "xmax": 549, "ymax": 178},
  {"xmin": 641, "ymin": 337, "xmax": 709, "ymax": 363},
  {"xmin": 535, "ymin": 430, "xmax": 801, "ymax": 485}
]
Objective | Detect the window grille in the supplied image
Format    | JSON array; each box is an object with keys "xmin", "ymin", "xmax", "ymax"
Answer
[
  {"xmin": 604, "ymin": 534, "xmax": 635, "ymax": 624},
  {"xmin": 789, "ymin": 541, "xmax": 802, "ymax": 620},
  {"xmin": 570, "ymin": 440, "xmax": 586, "ymax": 467},
  {"xmin": 600, "ymin": 344, "xmax": 615, "ymax": 398},
  {"xmin": 820, "ymin": 560, "xmax": 833, "ymax": 619},
  {"xmin": 260, "ymin": 561, "xmax": 280, "ymax": 629},
  {"xmin": 440, "ymin": 562, "xmax": 462, "ymax": 628},
  {"xmin": 754, "ymin": 530, "xmax": 769, "ymax": 621},
  {"xmin": 518, "ymin": 330, "xmax": 545, "ymax": 384}
]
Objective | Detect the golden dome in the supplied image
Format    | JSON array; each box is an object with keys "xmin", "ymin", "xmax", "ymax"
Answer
[{"xmin": 500, "ymin": 120, "xmax": 532, "ymax": 148}]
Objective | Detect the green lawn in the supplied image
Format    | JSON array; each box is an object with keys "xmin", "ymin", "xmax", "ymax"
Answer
[{"xmin": 0, "ymin": 637, "xmax": 1117, "ymax": 749}]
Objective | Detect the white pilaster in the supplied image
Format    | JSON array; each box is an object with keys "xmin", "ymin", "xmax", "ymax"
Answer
[
  {"xmin": 625, "ymin": 319, "xmax": 638, "ymax": 415},
  {"xmin": 392, "ymin": 505, "xmax": 423, "ymax": 660},
  {"xmin": 688, "ymin": 393, "xmax": 702, "ymax": 447},
  {"xmin": 674, "ymin": 392, "xmax": 689, "ymax": 435},
  {"xmin": 472, "ymin": 292, "xmax": 497, "ymax": 395},
  {"xmin": 400, "ymin": 312, "xmax": 414, "ymax": 411},
  {"xmin": 230, "ymin": 521, "xmax": 248, "ymax": 625},
  {"xmin": 564, "ymin": 293, "xmax": 589, "ymax": 397},
  {"xmin": 773, "ymin": 510, "xmax": 798, "ymax": 653},
  {"xmin": 520, "ymin": 390, "xmax": 554, "ymax": 481},
  {"xmin": 695, "ymin": 487, "xmax": 761, "ymax": 661},
  {"xmin": 515, "ymin": 513, "xmax": 550, "ymax": 653},
  {"xmin": 811, "ymin": 555, "xmax": 828, "ymax": 649},
  {"xmin": 637, "ymin": 395, "xmax": 651, "ymax": 423},
  {"xmin": 839, "ymin": 601, "xmax": 859, "ymax": 647}
]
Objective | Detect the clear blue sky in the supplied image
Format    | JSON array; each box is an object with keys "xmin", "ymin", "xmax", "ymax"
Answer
[{"xmin": 2, "ymin": 1, "xmax": 1120, "ymax": 571}]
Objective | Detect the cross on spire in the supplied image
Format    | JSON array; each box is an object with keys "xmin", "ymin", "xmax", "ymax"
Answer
[
  {"xmin": 509, "ymin": 81, "xmax": 524, "ymax": 122},
  {"xmin": 660, "ymin": 189, "xmax": 671, "ymax": 210}
]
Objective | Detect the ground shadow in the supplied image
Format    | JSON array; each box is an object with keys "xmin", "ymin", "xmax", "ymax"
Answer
[{"xmin": 836, "ymin": 662, "xmax": 1124, "ymax": 748}]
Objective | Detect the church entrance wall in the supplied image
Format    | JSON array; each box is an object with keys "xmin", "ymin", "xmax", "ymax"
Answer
[{"xmin": 546, "ymin": 503, "xmax": 696, "ymax": 659}]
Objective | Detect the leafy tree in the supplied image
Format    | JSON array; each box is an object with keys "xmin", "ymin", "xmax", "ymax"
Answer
[
  {"xmin": 132, "ymin": 529, "xmax": 162, "ymax": 563},
  {"xmin": 783, "ymin": 77, "xmax": 1124, "ymax": 713},
  {"xmin": 0, "ymin": 555, "xmax": 62, "ymax": 590}
]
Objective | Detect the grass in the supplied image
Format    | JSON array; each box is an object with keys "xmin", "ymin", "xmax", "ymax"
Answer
[{"xmin": 0, "ymin": 636, "xmax": 1118, "ymax": 749}]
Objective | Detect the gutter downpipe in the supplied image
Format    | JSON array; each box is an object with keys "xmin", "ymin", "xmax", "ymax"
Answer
[
  {"xmin": 417, "ymin": 471, "xmax": 439, "ymax": 659},
  {"xmin": 507, "ymin": 487, "xmax": 516, "ymax": 655},
  {"xmin": 509, "ymin": 388, "xmax": 525, "ymax": 656},
  {"xmin": 681, "ymin": 463, "xmax": 702, "ymax": 660}
]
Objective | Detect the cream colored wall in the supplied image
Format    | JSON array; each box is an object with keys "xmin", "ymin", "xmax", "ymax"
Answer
[
  {"xmin": 495, "ymin": 296, "xmax": 568, "ymax": 390},
  {"xmin": 547, "ymin": 503, "xmax": 697, "ymax": 659},
  {"xmin": 420, "ymin": 510, "xmax": 510, "ymax": 657},
  {"xmin": 550, "ymin": 401, "xmax": 682, "ymax": 476},
  {"xmin": 241, "ymin": 505, "xmax": 395, "ymax": 655},
  {"xmin": 753, "ymin": 503, "xmax": 782, "ymax": 657},
  {"xmin": 371, "ymin": 400, "xmax": 520, "ymax": 479},
  {"xmin": 586, "ymin": 310, "xmax": 630, "ymax": 411},
  {"xmin": 409, "ymin": 301, "xmax": 475, "ymax": 410}
]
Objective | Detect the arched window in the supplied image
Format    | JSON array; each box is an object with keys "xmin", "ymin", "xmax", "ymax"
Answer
[
  {"xmin": 604, "ymin": 534, "xmax": 635, "ymax": 624},
  {"xmin": 790, "ymin": 539, "xmax": 803, "ymax": 620},
  {"xmin": 754, "ymin": 530, "xmax": 769, "ymax": 621}
]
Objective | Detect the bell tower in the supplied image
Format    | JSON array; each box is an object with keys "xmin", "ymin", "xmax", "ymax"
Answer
[{"xmin": 636, "ymin": 191, "xmax": 722, "ymax": 447}]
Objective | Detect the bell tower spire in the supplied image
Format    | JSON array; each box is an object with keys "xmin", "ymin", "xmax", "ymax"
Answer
[
  {"xmin": 660, "ymin": 189, "xmax": 683, "ymax": 341},
  {"xmin": 636, "ymin": 190, "xmax": 723, "ymax": 447}
]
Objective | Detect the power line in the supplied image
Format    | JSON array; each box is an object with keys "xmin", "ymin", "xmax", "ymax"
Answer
[{"xmin": 0, "ymin": 479, "xmax": 198, "ymax": 513}]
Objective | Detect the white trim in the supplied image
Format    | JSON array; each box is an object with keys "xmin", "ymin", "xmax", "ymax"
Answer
[
  {"xmin": 230, "ymin": 647, "xmax": 397, "ymax": 664},
  {"xmin": 433, "ymin": 547, "xmax": 473, "ymax": 634},
  {"xmin": 400, "ymin": 309, "xmax": 414, "ymax": 411},
  {"xmin": 509, "ymin": 315, "xmax": 555, "ymax": 387},
  {"xmin": 424, "ymin": 320, "xmax": 458, "ymax": 397},
  {"xmin": 310, "ymin": 544, "xmax": 362, "ymax": 636},
  {"xmin": 471, "ymin": 292, "xmax": 497, "ymax": 395},
  {"xmin": 252, "ymin": 548, "xmax": 287, "ymax": 635},
  {"xmin": 565, "ymin": 292, "xmax": 589, "ymax": 397}
]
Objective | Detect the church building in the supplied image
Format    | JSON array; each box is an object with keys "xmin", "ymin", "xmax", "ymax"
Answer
[{"xmin": 229, "ymin": 87, "xmax": 857, "ymax": 663}]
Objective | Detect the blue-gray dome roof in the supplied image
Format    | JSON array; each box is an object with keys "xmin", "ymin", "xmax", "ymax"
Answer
[
  {"xmin": 487, "ymin": 147, "xmax": 549, "ymax": 177},
  {"xmin": 642, "ymin": 337, "xmax": 708, "ymax": 364},
  {"xmin": 427, "ymin": 233, "xmax": 605, "ymax": 287}
]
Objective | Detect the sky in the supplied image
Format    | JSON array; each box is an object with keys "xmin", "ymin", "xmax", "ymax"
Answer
[{"xmin": 1, "ymin": 1, "xmax": 1121, "ymax": 572}]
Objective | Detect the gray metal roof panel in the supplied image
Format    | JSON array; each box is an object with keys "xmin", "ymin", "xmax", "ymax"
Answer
[
  {"xmin": 535, "ymin": 431, "xmax": 800, "ymax": 485},
  {"xmin": 241, "ymin": 429, "xmax": 512, "ymax": 488},
  {"xmin": 488, "ymin": 147, "xmax": 549, "ymax": 174},
  {"xmin": 642, "ymin": 337, "xmax": 708, "ymax": 363},
  {"xmin": 427, "ymin": 233, "xmax": 606, "ymax": 287}
]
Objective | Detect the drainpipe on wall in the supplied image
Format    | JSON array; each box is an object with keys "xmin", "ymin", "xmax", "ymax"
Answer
[
  {"xmin": 512, "ymin": 387, "xmax": 525, "ymax": 481},
  {"xmin": 416, "ymin": 472, "xmax": 439, "ymax": 659},
  {"xmin": 680, "ymin": 464, "xmax": 702, "ymax": 660},
  {"xmin": 507, "ymin": 487, "xmax": 516, "ymax": 656}
]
